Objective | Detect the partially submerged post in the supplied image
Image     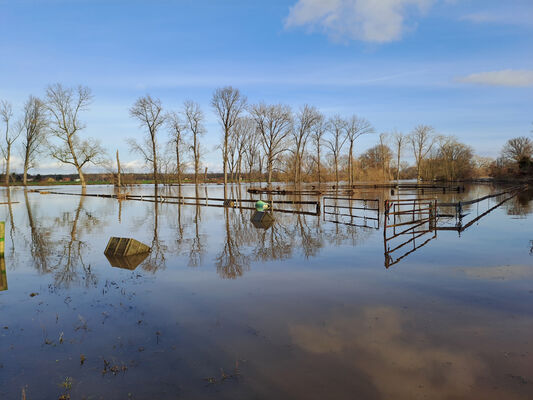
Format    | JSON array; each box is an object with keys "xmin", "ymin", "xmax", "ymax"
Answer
[
  {"xmin": 0, "ymin": 256, "xmax": 6, "ymax": 291},
  {"xmin": 0, "ymin": 221, "xmax": 5, "ymax": 291},
  {"xmin": 0, "ymin": 221, "xmax": 4, "ymax": 256}
]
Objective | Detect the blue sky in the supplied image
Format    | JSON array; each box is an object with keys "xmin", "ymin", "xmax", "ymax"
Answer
[{"xmin": 0, "ymin": 0, "xmax": 532, "ymax": 173}]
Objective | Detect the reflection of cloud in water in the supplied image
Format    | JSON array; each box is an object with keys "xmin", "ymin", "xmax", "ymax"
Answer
[
  {"xmin": 457, "ymin": 265, "xmax": 533, "ymax": 280},
  {"xmin": 289, "ymin": 306, "xmax": 486, "ymax": 400}
]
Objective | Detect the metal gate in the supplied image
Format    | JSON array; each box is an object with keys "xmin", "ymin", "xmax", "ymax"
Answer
[{"xmin": 383, "ymin": 198, "xmax": 437, "ymax": 268}]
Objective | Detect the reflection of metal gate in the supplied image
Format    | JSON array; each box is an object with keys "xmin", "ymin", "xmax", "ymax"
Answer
[
  {"xmin": 383, "ymin": 198, "xmax": 437, "ymax": 268},
  {"xmin": 323, "ymin": 197, "xmax": 380, "ymax": 229}
]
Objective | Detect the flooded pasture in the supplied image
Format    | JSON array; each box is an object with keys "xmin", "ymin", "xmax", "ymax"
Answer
[{"xmin": 0, "ymin": 183, "xmax": 532, "ymax": 399}]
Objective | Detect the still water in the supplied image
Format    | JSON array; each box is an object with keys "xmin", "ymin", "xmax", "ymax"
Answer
[{"xmin": 0, "ymin": 184, "xmax": 532, "ymax": 399}]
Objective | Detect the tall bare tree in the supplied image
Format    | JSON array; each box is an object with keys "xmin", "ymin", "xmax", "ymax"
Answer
[
  {"xmin": 325, "ymin": 115, "xmax": 348, "ymax": 186},
  {"xmin": 0, "ymin": 100, "xmax": 21, "ymax": 186},
  {"xmin": 20, "ymin": 96, "xmax": 49, "ymax": 185},
  {"xmin": 211, "ymin": 87, "xmax": 247, "ymax": 197},
  {"xmin": 167, "ymin": 111, "xmax": 187, "ymax": 185},
  {"xmin": 311, "ymin": 114, "xmax": 326, "ymax": 185},
  {"xmin": 183, "ymin": 100, "xmax": 205, "ymax": 185},
  {"xmin": 46, "ymin": 84, "xmax": 104, "ymax": 189},
  {"xmin": 230, "ymin": 117, "xmax": 254, "ymax": 183},
  {"xmin": 129, "ymin": 95, "xmax": 166, "ymax": 186},
  {"xmin": 408, "ymin": 124, "xmax": 436, "ymax": 183},
  {"xmin": 250, "ymin": 103, "xmax": 292, "ymax": 186},
  {"xmin": 292, "ymin": 105, "xmax": 321, "ymax": 185},
  {"xmin": 345, "ymin": 115, "xmax": 374, "ymax": 186},
  {"xmin": 392, "ymin": 130, "xmax": 405, "ymax": 185}
]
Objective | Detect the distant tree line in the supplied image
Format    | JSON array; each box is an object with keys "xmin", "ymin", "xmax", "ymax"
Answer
[{"xmin": 1, "ymin": 85, "xmax": 532, "ymax": 187}]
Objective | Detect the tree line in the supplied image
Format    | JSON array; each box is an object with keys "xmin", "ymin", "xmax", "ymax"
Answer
[{"xmin": 1, "ymin": 84, "xmax": 532, "ymax": 188}]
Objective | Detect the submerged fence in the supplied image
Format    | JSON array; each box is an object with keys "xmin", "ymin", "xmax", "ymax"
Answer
[
  {"xmin": 323, "ymin": 197, "xmax": 380, "ymax": 229},
  {"xmin": 33, "ymin": 190, "xmax": 322, "ymax": 216}
]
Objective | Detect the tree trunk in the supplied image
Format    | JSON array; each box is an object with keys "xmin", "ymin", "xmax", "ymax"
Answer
[
  {"xmin": 4, "ymin": 144, "xmax": 10, "ymax": 186},
  {"xmin": 66, "ymin": 136, "xmax": 86, "ymax": 188},
  {"xmin": 176, "ymin": 140, "xmax": 181, "ymax": 185},
  {"xmin": 317, "ymin": 144, "xmax": 321, "ymax": 185},
  {"xmin": 223, "ymin": 135, "xmax": 228, "ymax": 198},
  {"xmin": 23, "ymin": 146, "xmax": 30, "ymax": 186},
  {"xmin": 77, "ymin": 167, "xmax": 86, "ymax": 188},
  {"xmin": 334, "ymin": 154, "xmax": 339, "ymax": 186},
  {"xmin": 116, "ymin": 150, "xmax": 122, "ymax": 187},
  {"xmin": 267, "ymin": 155, "xmax": 273, "ymax": 186},
  {"xmin": 194, "ymin": 134, "xmax": 199, "ymax": 185},
  {"xmin": 348, "ymin": 140, "xmax": 354, "ymax": 187},
  {"xmin": 151, "ymin": 132, "xmax": 158, "ymax": 186},
  {"xmin": 396, "ymin": 148, "xmax": 401, "ymax": 185}
]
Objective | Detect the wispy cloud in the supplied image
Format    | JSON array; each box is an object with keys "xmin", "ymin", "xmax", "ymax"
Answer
[
  {"xmin": 460, "ymin": 10, "xmax": 533, "ymax": 26},
  {"xmin": 285, "ymin": 0, "xmax": 434, "ymax": 43},
  {"xmin": 458, "ymin": 70, "xmax": 533, "ymax": 87}
]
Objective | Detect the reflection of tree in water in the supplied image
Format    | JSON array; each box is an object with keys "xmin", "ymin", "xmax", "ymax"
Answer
[
  {"xmin": 530, "ymin": 240, "xmax": 533, "ymax": 256},
  {"xmin": 505, "ymin": 189, "xmax": 533, "ymax": 217},
  {"xmin": 52, "ymin": 195, "xmax": 98, "ymax": 288},
  {"xmin": 187, "ymin": 185, "xmax": 205, "ymax": 267},
  {"xmin": 24, "ymin": 190, "xmax": 52, "ymax": 273},
  {"xmin": 254, "ymin": 222, "xmax": 294, "ymax": 262},
  {"xmin": 215, "ymin": 208, "xmax": 250, "ymax": 279},
  {"xmin": 295, "ymin": 214, "xmax": 323, "ymax": 258},
  {"xmin": 5, "ymin": 189, "xmax": 16, "ymax": 260},
  {"xmin": 141, "ymin": 186, "xmax": 166, "ymax": 272}
]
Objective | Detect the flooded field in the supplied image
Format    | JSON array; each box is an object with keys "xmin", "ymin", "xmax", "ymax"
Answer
[{"xmin": 1, "ymin": 183, "xmax": 532, "ymax": 399}]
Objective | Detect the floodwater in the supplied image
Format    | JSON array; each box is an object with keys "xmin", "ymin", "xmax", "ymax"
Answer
[{"xmin": 0, "ymin": 183, "xmax": 532, "ymax": 399}]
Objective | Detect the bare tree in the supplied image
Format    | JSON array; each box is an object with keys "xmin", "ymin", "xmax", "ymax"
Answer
[
  {"xmin": 250, "ymin": 103, "xmax": 292, "ymax": 186},
  {"xmin": 129, "ymin": 95, "xmax": 166, "ymax": 186},
  {"xmin": 45, "ymin": 84, "xmax": 105, "ymax": 188},
  {"xmin": 211, "ymin": 87, "xmax": 247, "ymax": 196},
  {"xmin": 167, "ymin": 111, "xmax": 187, "ymax": 185},
  {"xmin": 310, "ymin": 114, "xmax": 326, "ymax": 185},
  {"xmin": 230, "ymin": 117, "xmax": 254, "ymax": 183},
  {"xmin": 0, "ymin": 100, "xmax": 21, "ymax": 186},
  {"xmin": 501, "ymin": 136, "xmax": 533, "ymax": 164},
  {"xmin": 325, "ymin": 115, "xmax": 348, "ymax": 186},
  {"xmin": 392, "ymin": 130, "xmax": 405, "ymax": 185},
  {"xmin": 183, "ymin": 100, "xmax": 205, "ymax": 185},
  {"xmin": 243, "ymin": 121, "xmax": 262, "ymax": 180},
  {"xmin": 292, "ymin": 105, "xmax": 321, "ymax": 185},
  {"xmin": 20, "ymin": 96, "xmax": 49, "ymax": 185},
  {"xmin": 408, "ymin": 124, "xmax": 436, "ymax": 183},
  {"xmin": 345, "ymin": 115, "xmax": 374, "ymax": 186}
]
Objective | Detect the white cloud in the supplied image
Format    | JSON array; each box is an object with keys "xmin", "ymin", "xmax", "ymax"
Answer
[
  {"xmin": 458, "ymin": 69, "xmax": 533, "ymax": 87},
  {"xmin": 285, "ymin": 0, "xmax": 434, "ymax": 43}
]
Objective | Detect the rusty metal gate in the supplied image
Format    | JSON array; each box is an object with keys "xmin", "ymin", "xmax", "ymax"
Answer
[{"xmin": 383, "ymin": 198, "xmax": 437, "ymax": 268}]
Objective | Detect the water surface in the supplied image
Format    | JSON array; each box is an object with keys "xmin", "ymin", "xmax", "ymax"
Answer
[{"xmin": 0, "ymin": 184, "xmax": 532, "ymax": 399}]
